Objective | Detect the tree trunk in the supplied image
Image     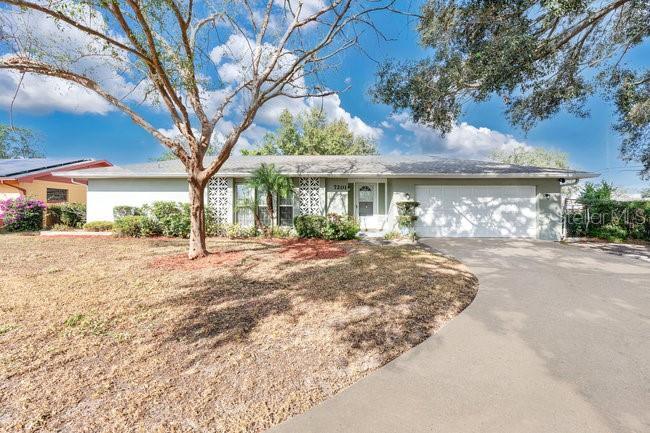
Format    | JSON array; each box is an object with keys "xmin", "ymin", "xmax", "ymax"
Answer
[
  {"xmin": 266, "ymin": 191, "xmax": 274, "ymax": 234},
  {"xmin": 188, "ymin": 179, "xmax": 208, "ymax": 259}
]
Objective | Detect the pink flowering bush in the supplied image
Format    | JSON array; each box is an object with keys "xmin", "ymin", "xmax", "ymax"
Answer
[{"xmin": 0, "ymin": 197, "xmax": 46, "ymax": 232}]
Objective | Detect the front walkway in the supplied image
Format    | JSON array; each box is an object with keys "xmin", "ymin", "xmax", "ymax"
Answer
[{"xmin": 269, "ymin": 239, "xmax": 650, "ymax": 433}]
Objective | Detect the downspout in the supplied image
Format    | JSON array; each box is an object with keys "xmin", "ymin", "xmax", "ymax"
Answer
[{"xmin": 560, "ymin": 178, "xmax": 581, "ymax": 240}]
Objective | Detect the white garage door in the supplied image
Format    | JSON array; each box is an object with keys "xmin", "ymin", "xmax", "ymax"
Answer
[{"xmin": 415, "ymin": 185, "xmax": 537, "ymax": 238}]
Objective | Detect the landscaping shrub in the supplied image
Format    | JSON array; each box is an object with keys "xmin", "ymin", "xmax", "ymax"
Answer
[
  {"xmin": 383, "ymin": 230, "xmax": 400, "ymax": 240},
  {"xmin": 294, "ymin": 215, "xmax": 327, "ymax": 238},
  {"xmin": 50, "ymin": 223, "xmax": 72, "ymax": 232},
  {"xmin": 113, "ymin": 205, "xmax": 141, "ymax": 220},
  {"xmin": 143, "ymin": 201, "xmax": 191, "ymax": 238},
  {"xmin": 139, "ymin": 216, "xmax": 163, "ymax": 237},
  {"xmin": 47, "ymin": 203, "xmax": 86, "ymax": 228},
  {"xmin": 396, "ymin": 200, "xmax": 420, "ymax": 240},
  {"xmin": 270, "ymin": 226, "xmax": 294, "ymax": 238},
  {"xmin": 45, "ymin": 205, "xmax": 62, "ymax": 227},
  {"xmin": 228, "ymin": 223, "xmax": 259, "ymax": 238},
  {"xmin": 589, "ymin": 224, "xmax": 628, "ymax": 243},
  {"xmin": 294, "ymin": 214, "xmax": 359, "ymax": 240},
  {"xmin": 83, "ymin": 221, "xmax": 114, "ymax": 232},
  {"xmin": 114, "ymin": 215, "xmax": 147, "ymax": 237},
  {"xmin": 0, "ymin": 197, "xmax": 46, "ymax": 232},
  {"xmin": 565, "ymin": 182, "xmax": 650, "ymax": 242},
  {"xmin": 321, "ymin": 214, "xmax": 360, "ymax": 240}
]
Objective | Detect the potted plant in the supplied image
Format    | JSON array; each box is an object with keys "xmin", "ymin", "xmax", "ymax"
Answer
[{"xmin": 396, "ymin": 200, "xmax": 420, "ymax": 241}]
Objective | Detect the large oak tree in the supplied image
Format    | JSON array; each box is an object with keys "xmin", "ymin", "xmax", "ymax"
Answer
[
  {"xmin": 373, "ymin": 0, "xmax": 650, "ymax": 177},
  {"xmin": 0, "ymin": 0, "xmax": 397, "ymax": 258}
]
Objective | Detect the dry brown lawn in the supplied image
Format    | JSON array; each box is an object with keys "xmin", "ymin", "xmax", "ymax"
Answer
[{"xmin": 0, "ymin": 234, "xmax": 477, "ymax": 433}]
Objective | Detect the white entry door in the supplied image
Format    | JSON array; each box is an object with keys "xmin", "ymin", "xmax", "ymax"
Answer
[
  {"xmin": 356, "ymin": 183, "xmax": 377, "ymax": 230},
  {"xmin": 415, "ymin": 185, "xmax": 537, "ymax": 238}
]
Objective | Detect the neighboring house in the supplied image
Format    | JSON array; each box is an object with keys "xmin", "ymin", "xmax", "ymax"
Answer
[
  {"xmin": 59, "ymin": 155, "xmax": 597, "ymax": 240},
  {"xmin": 0, "ymin": 158, "xmax": 112, "ymax": 204}
]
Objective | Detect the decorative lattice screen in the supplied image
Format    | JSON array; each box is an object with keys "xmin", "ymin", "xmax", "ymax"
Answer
[
  {"xmin": 298, "ymin": 177, "xmax": 321, "ymax": 215},
  {"xmin": 207, "ymin": 177, "xmax": 232, "ymax": 223}
]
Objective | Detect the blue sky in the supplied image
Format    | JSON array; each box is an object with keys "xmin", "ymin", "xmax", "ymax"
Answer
[{"xmin": 1, "ymin": 6, "xmax": 648, "ymax": 193}]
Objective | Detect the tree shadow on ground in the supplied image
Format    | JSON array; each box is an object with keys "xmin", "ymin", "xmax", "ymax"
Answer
[{"xmin": 154, "ymin": 243, "xmax": 478, "ymax": 363}]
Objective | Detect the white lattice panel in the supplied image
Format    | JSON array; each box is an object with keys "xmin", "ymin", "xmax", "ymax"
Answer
[
  {"xmin": 207, "ymin": 177, "xmax": 232, "ymax": 223},
  {"xmin": 298, "ymin": 177, "xmax": 321, "ymax": 215}
]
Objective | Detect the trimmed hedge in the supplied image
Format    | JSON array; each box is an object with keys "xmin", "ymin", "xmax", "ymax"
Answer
[
  {"xmin": 113, "ymin": 201, "xmax": 206, "ymax": 238},
  {"xmin": 294, "ymin": 214, "xmax": 359, "ymax": 240},
  {"xmin": 83, "ymin": 221, "xmax": 114, "ymax": 232}
]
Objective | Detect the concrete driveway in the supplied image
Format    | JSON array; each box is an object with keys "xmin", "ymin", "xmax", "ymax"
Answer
[{"xmin": 270, "ymin": 239, "xmax": 650, "ymax": 433}]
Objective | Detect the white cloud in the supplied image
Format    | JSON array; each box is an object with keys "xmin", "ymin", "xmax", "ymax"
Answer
[
  {"xmin": 210, "ymin": 34, "xmax": 299, "ymax": 87},
  {"xmin": 273, "ymin": 0, "xmax": 326, "ymax": 23},
  {"xmin": 0, "ymin": 4, "xmax": 144, "ymax": 114},
  {"xmin": 390, "ymin": 113, "xmax": 529, "ymax": 159},
  {"xmin": 309, "ymin": 94, "xmax": 382, "ymax": 140},
  {"xmin": 0, "ymin": 68, "xmax": 112, "ymax": 114}
]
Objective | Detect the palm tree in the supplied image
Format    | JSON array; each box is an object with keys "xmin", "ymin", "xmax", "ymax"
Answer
[{"xmin": 246, "ymin": 164, "xmax": 293, "ymax": 234}]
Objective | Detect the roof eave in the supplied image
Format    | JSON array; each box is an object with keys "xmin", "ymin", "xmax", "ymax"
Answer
[{"xmin": 55, "ymin": 171, "xmax": 599, "ymax": 180}]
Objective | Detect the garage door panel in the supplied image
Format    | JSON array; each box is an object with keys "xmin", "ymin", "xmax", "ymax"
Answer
[{"xmin": 415, "ymin": 185, "xmax": 537, "ymax": 238}]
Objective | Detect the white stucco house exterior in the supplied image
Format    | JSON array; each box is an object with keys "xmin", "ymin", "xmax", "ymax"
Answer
[{"xmin": 59, "ymin": 155, "xmax": 597, "ymax": 240}]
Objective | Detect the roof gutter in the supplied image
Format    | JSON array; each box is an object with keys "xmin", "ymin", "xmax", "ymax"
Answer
[
  {"xmin": 56, "ymin": 171, "xmax": 600, "ymax": 180},
  {"xmin": 0, "ymin": 179, "xmax": 26, "ymax": 195}
]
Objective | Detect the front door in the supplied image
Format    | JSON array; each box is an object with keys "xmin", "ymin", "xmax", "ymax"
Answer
[{"xmin": 357, "ymin": 183, "xmax": 376, "ymax": 230}]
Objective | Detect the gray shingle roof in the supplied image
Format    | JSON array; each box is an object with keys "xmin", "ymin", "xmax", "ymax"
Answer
[
  {"xmin": 56, "ymin": 155, "xmax": 598, "ymax": 179},
  {"xmin": 0, "ymin": 158, "xmax": 91, "ymax": 178}
]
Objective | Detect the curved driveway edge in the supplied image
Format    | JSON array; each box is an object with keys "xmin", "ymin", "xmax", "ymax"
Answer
[{"xmin": 268, "ymin": 239, "xmax": 650, "ymax": 433}]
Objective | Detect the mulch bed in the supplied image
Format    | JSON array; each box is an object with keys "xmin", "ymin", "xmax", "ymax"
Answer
[{"xmin": 278, "ymin": 238, "xmax": 349, "ymax": 261}]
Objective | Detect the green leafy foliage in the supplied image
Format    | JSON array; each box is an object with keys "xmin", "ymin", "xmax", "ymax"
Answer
[
  {"xmin": 50, "ymin": 223, "xmax": 72, "ymax": 232},
  {"xmin": 83, "ymin": 221, "xmax": 114, "ymax": 232},
  {"xmin": 566, "ymin": 182, "xmax": 650, "ymax": 241},
  {"xmin": 294, "ymin": 214, "xmax": 359, "ymax": 240},
  {"xmin": 242, "ymin": 108, "xmax": 377, "ymax": 156},
  {"xmin": 321, "ymin": 214, "xmax": 360, "ymax": 240},
  {"xmin": 0, "ymin": 124, "xmax": 43, "ymax": 158},
  {"xmin": 208, "ymin": 224, "xmax": 259, "ymax": 239},
  {"xmin": 373, "ymin": 0, "xmax": 650, "ymax": 177},
  {"xmin": 47, "ymin": 203, "xmax": 86, "ymax": 228},
  {"xmin": 113, "ymin": 201, "xmax": 214, "ymax": 238},
  {"xmin": 114, "ymin": 216, "xmax": 147, "ymax": 237},
  {"xmin": 0, "ymin": 197, "xmax": 45, "ymax": 232},
  {"xmin": 113, "ymin": 206, "xmax": 141, "ymax": 220},
  {"xmin": 142, "ymin": 201, "xmax": 192, "ymax": 238},
  {"xmin": 294, "ymin": 215, "xmax": 327, "ymax": 238},
  {"xmin": 396, "ymin": 201, "xmax": 420, "ymax": 240},
  {"xmin": 246, "ymin": 163, "xmax": 293, "ymax": 232}
]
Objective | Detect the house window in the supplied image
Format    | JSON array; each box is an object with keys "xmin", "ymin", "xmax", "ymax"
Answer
[
  {"xmin": 235, "ymin": 183, "xmax": 254, "ymax": 226},
  {"xmin": 46, "ymin": 188, "xmax": 68, "ymax": 203},
  {"xmin": 278, "ymin": 192, "xmax": 294, "ymax": 226}
]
